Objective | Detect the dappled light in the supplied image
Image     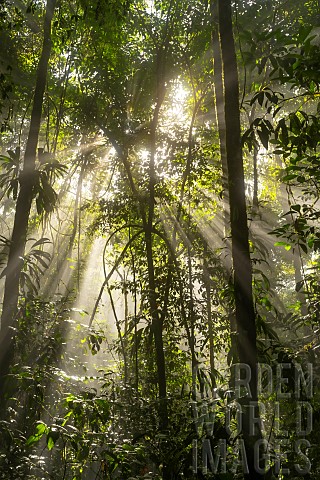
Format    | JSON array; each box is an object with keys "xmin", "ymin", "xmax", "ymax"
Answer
[{"xmin": 0, "ymin": 0, "xmax": 320, "ymax": 479}]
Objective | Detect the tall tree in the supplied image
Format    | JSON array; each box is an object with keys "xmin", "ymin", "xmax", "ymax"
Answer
[
  {"xmin": 210, "ymin": 0, "xmax": 238, "ymax": 372},
  {"xmin": 217, "ymin": 0, "xmax": 265, "ymax": 478},
  {"xmin": 0, "ymin": 0, "xmax": 57, "ymax": 404}
]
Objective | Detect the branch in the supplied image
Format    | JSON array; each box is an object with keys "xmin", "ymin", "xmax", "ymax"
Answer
[{"xmin": 88, "ymin": 230, "xmax": 143, "ymax": 327}]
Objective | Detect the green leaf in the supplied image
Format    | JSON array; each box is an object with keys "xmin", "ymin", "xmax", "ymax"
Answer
[
  {"xmin": 257, "ymin": 91, "xmax": 264, "ymax": 106},
  {"xmin": 274, "ymin": 241, "xmax": 292, "ymax": 251},
  {"xmin": 295, "ymin": 280, "xmax": 304, "ymax": 292},
  {"xmin": 299, "ymin": 243, "xmax": 308, "ymax": 254},
  {"xmin": 290, "ymin": 204, "xmax": 301, "ymax": 212},
  {"xmin": 47, "ymin": 429, "xmax": 60, "ymax": 451},
  {"xmin": 282, "ymin": 174, "xmax": 297, "ymax": 182},
  {"xmin": 30, "ymin": 237, "xmax": 51, "ymax": 248},
  {"xmin": 297, "ymin": 175, "xmax": 305, "ymax": 183},
  {"xmin": 26, "ymin": 422, "xmax": 48, "ymax": 447},
  {"xmin": 36, "ymin": 422, "xmax": 48, "ymax": 435},
  {"xmin": 26, "ymin": 435, "xmax": 38, "ymax": 447},
  {"xmin": 257, "ymin": 123, "xmax": 269, "ymax": 149}
]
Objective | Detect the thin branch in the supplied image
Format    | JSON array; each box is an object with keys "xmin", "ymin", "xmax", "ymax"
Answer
[{"xmin": 89, "ymin": 230, "xmax": 143, "ymax": 327}]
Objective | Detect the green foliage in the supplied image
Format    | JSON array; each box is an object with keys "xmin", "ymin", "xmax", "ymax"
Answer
[
  {"xmin": 1, "ymin": 0, "xmax": 320, "ymax": 478},
  {"xmin": 34, "ymin": 153, "xmax": 67, "ymax": 215},
  {"xmin": 0, "ymin": 146, "xmax": 20, "ymax": 198},
  {"xmin": 0, "ymin": 237, "xmax": 51, "ymax": 294}
]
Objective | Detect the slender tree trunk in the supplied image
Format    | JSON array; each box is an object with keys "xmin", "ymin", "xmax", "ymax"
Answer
[
  {"xmin": 217, "ymin": 1, "xmax": 264, "ymax": 478},
  {"xmin": 187, "ymin": 245, "xmax": 198, "ymax": 399},
  {"xmin": 253, "ymin": 138, "xmax": 259, "ymax": 211},
  {"xmin": 130, "ymin": 235, "xmax": 139, "ymax": 392},
  {"xmin": 100, "ymin": 113, "xmax": 168, "ymax": 418},
  {"xmin": 279, "ymin": 161, "xmax": 309, "ymax": 323},
  {"xmin": 107, "ymin": 286, "xmax": 128, "ymax": 383},
  {"xmin": 52, "ymin": 54, "xmax": 71, "ymax": 153},
  {"xmin": 144, "ymin": 90, "xmax": 168, "ymax": 428},
  {"xmin": 211, "ymin": 0, "xmax": 238, "ymax": 370},
  {"xmin": 293, "ymin": 247, "xmax": 308, "ymax": 317},
  {"xmin": 248, "ymin": 106, "xmax": 260, "ymax": 213},
  {"xmin": 0, "ymin": 0, "xmax": 57, "ymax": 404},
  {"xmin": 210, "ymin": 0, "xmax": 227, "ymax": 218},
  {"xmin": 203, "ymin": 243, "xmax": 215, "ymax": 394}
]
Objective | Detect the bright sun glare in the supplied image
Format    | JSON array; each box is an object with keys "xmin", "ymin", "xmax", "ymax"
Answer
[
  {"xmin": 167, "ymin": 81, "xmax": 189, "ymax": 119},
  {"xmin": 160, "ymin": 80, "xmax": 190, "ymax": 137}
]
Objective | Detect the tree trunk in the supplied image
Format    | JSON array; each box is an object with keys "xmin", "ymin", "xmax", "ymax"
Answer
[
  {"xmin": 211, "ymin": 0, "xmax": 238, "ymax": 372},
  {"xmin": 253, "ymin": 138, "xmax": 259, "ymax": 212},
  {"xmin": 203, "ymin": 243, "xmax": 215, "ymax": 394},
  {"xmin": 293, "ymin": 247, "xmax": 308, "ymax": 314},
  {"xmin": 248, "ymin": 106, "xmax": 259, "ymax": 213},
  {"xmin": 144, "ymin": 101, "xmax": 168, "ymax": 428},
  {"xmin": 210, "ymin": 0, "xmax": 227, "ymax": 219},
  {"xmin": 0, "ymin": 0, "xmax": 57, "ymax": 405},
  {"xmin": 217, "ymin": 1, "xmax": 264, "ymax": 478}
]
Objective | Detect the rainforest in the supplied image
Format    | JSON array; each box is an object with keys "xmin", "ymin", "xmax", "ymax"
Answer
[{"xmin": 0, "ymin": 0, "xmax": 319, "ymax": 479}]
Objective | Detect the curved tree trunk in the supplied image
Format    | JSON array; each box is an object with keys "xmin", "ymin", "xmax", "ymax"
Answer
[
  {"xmin": 217, "ymin": 1, "xmax": 265, "ymax": 478},
  {"xmin": 0, "ymin": 0, "xmax": 57, "ymax": 406}
]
